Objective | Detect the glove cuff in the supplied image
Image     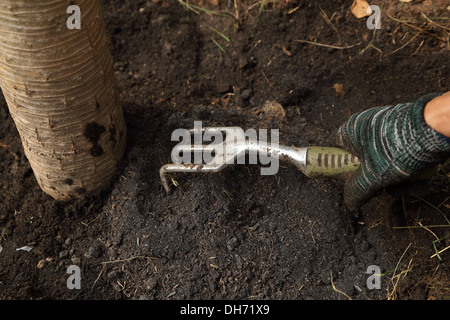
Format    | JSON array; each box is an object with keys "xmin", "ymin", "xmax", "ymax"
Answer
[
  {"xmin": 410, "ymin": 93, "xmax": 450, "ymax": 156},
  {"xmin": 438, "ymin": 132, "xmax": 450, "ymax": 143}
]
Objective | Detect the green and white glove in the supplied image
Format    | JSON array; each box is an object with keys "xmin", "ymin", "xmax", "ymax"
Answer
[{"xmin": 335, "ymin": 93, "xmax": 450, "ymax": 209}]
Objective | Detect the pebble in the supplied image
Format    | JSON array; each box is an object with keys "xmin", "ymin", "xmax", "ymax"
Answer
[
  {"xmin": 107, "ymin": 270, "xmax": 119, "ymax": 280},
  {"xmin": 37, "ymin": 259, "xmax": 46, "ymax": 269},
  {"xmin": 145, "ymin": 277, "xmax": 158, "ymax": 291},
  {"xmin": 216, "ymin": 82, "xmax": 231, "ymax": 94},
  {"xmin": 64, "ymin": 237, "xmax": 72, "ymax": 247},
  {"xmin": 238, "ymin": 56, "xmax": 248, "ymax": 69},
  {"xmin": 112, "ymin": 233, "xmax": 123, "ymax": 246},
  {"xmin": 1, "ymin": 226, "xmax": 11, "ymax": 238},
  {"xmin": 241, "ymin": 88, "xmax": 252, "ymax": 100},
  {"xmin": 37, "ymin": 257, "xmax": 52, "ymax": 269},
  {"xmin": 227, "ymin": 237, "xmax": 238, "ymax": 251},
  {"xmin": 71, "ymin": 255, "xmax": 80, "ymax": 264},
  {"xmin": 59, "ymin": 250, "xmax": 68, "ymax": 259},
  {"xmin": 169, "ymin": 221, "xmax": 180, "ymax": 231},
  {"xmin": 84, "ymin": 246, "xmax": 97, "ymax": 259}
]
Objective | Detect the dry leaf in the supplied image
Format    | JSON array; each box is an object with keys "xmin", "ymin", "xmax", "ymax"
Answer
[
  {"xmin": 261, "ymin": 100, "xmax": 286, "ymax": 120},
  {"xmin": 333, "ymin": 83, "xmax": 345, "ymax": 97},
  {"xmin": 351, "ymin": 0, "xmax": 371, "ymax": 18}
]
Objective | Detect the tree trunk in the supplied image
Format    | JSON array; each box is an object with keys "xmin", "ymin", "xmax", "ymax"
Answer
[{"xmin": 0, "ymin": 0, "xmax": 126, "ymax": 201}]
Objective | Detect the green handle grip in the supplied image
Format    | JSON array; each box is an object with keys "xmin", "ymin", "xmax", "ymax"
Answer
[
  {"xmin": 304, "ymin": 146, "xmax": 439, "ymax": 180},
  {"xmin": 305, "ymin": 146, "xmax": 360, "ymax": 177}
]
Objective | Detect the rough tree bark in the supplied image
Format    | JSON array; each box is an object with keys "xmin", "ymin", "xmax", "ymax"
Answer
[{"xmin": 0, "ymin": 0, "xmax": 126, "ymax": 201}]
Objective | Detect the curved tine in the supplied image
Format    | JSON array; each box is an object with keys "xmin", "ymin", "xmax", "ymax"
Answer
[
  {"xmin": 172, "ymin": 144, "xmax": 217, "ymax": 153},
  {"xmin": 173, "ymin": 146, "xmax": 222, "ymax": 167},
  {"xmin": 187, "ymin": 128, "xmax": 226, "ymax": 148},
  {"xmin": 188, "ymin": 127, "xmax": 247, "ymax": 142},
  {"xmin": 160, "ymin": 163, "xmax": 229, "ymax": 194},
  {"xmin": 187, "ymin": 126, "xmax": 244, "ymax": 134}
]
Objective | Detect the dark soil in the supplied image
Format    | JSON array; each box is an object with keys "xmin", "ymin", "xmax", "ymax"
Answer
[{"xmin": 0, "ymin": 0, "xmax": 449, "ymax": 300}]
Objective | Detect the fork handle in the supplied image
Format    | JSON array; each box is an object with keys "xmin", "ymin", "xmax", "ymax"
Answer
[{"xmin": 305, "ymin": 146, "xmax": 360, "ymax": 177}]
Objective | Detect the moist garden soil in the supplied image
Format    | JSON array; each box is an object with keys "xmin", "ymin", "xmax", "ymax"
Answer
[{"xmin": 0, "ymin": 0, "xmax": 449, "ymax": 300}]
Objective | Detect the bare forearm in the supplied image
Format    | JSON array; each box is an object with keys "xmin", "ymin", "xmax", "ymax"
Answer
[{"xmin": 424, "ymin": 91, "xmax": 450, "ymax": 138}]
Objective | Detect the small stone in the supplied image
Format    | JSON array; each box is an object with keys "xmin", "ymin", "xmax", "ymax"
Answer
[
  {"xmin": 107, "ymin": 270, "xmax": 119, "ymax": 279},
  {"xmin": 145, "ymin": 277, "xmax": 158, "ymax": 291},
  {"xmin": 320, "ymin": 271, "xmax": 331, "ymax": 285},
  {"xmin": 84, "ymin": 246, "xmax": 97, "ymax": 259},
  {"xmin": 216, "ymin": 82, "xmax": 231, "ymax": 94},
  {"xmin": 112, "ymin": 233, "xmax": 123, "ymax": 246},
  {"xmin": 71, "ymin": 255, "xmax": 80, "ymax": 264},
  {"xmin": 169, "ymin": 221, "xmax": 180, "ymax": 231},
  {"xmin": 162, "ymin": 41, "xmax": 173, "ymax": 56},
  {"xmin": 227, "ymin": 237, "xmax": 238, "ymax": 251},
  {"xmin": 241, "ymin": 88, "xmax": 252, "ymax": 100},
  {"xmin": 1, "ymin": 227, "xmax": 11, "ymax": 238},
  {"xmin": 238, "ymin": 56, "xmax": 248, "ymax": 69},
  {"xmin": 37, "ymin": 259, "xmax": 46, "ymax": 269},
  {"xmin": 64, "ymin": 237, "xmax": 72, "ymax": 247},
  {"xmin": 59, "ymin": 250, "xmax": 68, "ymax": 259}
]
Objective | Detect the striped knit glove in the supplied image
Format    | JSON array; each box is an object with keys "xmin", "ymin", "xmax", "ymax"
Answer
[{"xmin": 336, "ymin": 93, "xmax": 450, "ymax": 209}]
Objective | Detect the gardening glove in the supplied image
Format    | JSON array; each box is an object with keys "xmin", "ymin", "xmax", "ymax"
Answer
[{"xmin": 335, "ymin": 93, "xmax": 450, "ymax": 210}]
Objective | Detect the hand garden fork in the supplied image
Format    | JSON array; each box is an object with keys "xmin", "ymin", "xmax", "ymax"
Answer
[{"xmin": 160, "ymin": 126, "xmax": 360, "ymax": 193}]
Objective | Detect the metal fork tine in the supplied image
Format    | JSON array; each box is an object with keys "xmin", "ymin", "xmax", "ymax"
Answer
[
  {"xmin": 172, "ymin": 144, "xmax": 217, "ymax": 152},
  {"xmin": 160, "ymin": 162, "xmax": 229, "ymax": 193},
  {"xmin": 161, "ymin": 126, "xmax": 270, "ymax": 193},
  {"xmin": 187, "ymin": 127, "xmax": 246, "ymax": 139}
]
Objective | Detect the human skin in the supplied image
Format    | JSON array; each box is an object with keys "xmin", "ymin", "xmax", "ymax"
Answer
[{"xmin": 424, "ymin": 91, "xmax": 450, "ymax": 138}]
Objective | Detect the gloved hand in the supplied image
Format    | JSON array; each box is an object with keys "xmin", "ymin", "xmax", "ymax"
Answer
[{"xmin": 335, "ymin": 93, "xmax": 450, "ymax": 210}]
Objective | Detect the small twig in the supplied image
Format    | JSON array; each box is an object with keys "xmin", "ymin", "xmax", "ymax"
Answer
[
  {"xmin": 412, "ymin": 195, "xmax": 450, "ymax": 225},
  {"xmin": 330, "ymin": 271, "xmax": 352, "ymax": 300},
  {"xmin": 386, "ymin": 14, "xmax": 444, "ymax": 42},
  {"xmin": 388, "ymin": 243, "xmax": 412, "ymax": 300},
  {"xmin": 92, "ymin": 264, "xmax": 105, "ymax": 290},
  {"xmin": 100, "ymin": 256, "xmax": 158, "ymax": 264},
  {"xmin": 430, "ymin": 244, "xmax": 450, "ymax": 259},
  {"xmin": 388, "ymin": 31, "xmax": 421, "ymax": 55},
  {"xmin": 296, "ymin": 39, "xmax": 359, "ymax": 50},
  {"xmin": 413, "ymin": 39, "xmax": 425, "ymax": 55},
  {"xmin": 0, "ymin": 141, "xmax": 19, "ymax": 159},
  {"xmin": 359, "ymin": 26, "xmax": 381, "ymax": 55},
  {"xmin": 221, "ymin": 187, "xmax": 234, "ymax": 202},
  {"xmin": 178, "ymin": 0, "xmax": 234, "ymax": 19},
  {"xmin": 288, "ymin": 5, "xmax": 301, "ymax": 15},
  {"xmin": 319, "ymin": 7, "xmax": 341, "ymax": 44},
  {"xmin": 234, "ymin": 0, "xmax": 239, "ymax": 22},
  {"xmin": 418, "ymin": 221, "xmax": 440, "ymax": 241},
  {"xmin": 260, "ymin": 69, "xmax": 274, "ymax": 87},
  {"xmin": 310, "ymin": 220, "xmax": 317, "ymax": 244},
  {"xmin": 421, "ymin": 12, "xmax": 450, "ymax": 32},
  {"xmin": 393, "ymin": 224, "xmax": 450, "ymax": 229}
]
